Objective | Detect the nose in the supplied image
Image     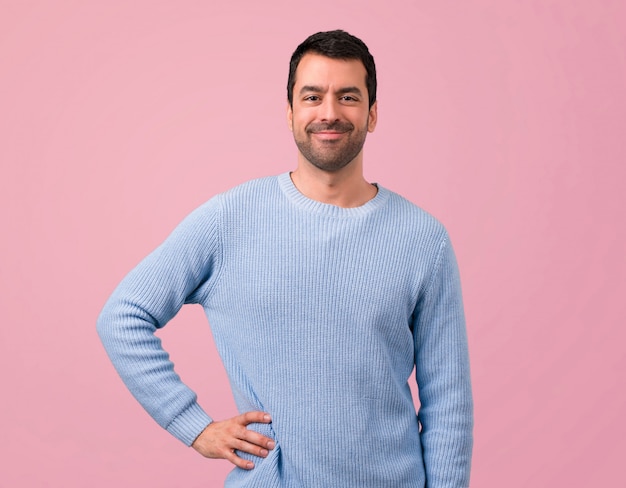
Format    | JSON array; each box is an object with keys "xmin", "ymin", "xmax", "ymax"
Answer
[{"xmin": 319, "ymin": 97, "xmax": 340, "ymax": 122}]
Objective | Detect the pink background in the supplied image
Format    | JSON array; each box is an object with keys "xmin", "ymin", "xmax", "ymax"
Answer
[{"xmin": 1, "ymin": 1, "xmax": 625, "ymax": 486}]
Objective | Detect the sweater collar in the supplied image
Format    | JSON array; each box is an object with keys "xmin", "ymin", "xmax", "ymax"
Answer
[{"xmin": 277, "ymin": 172, "xmax": 389, "ymax": 218}]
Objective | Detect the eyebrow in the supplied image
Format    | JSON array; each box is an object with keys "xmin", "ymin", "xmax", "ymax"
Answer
[{"xmin": 299, "ymin": 85, "xmax": 364, "ymax": 97}]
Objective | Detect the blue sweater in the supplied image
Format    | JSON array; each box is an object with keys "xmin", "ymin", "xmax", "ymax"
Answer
[{"xmin": 97, "ymin": 173, "xmax": 473, "ymax": 487}]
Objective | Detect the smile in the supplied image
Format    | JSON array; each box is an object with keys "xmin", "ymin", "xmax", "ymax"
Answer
[{"xmin": 311, "ymin": 131, "xmax": 347, "ymax": 140}]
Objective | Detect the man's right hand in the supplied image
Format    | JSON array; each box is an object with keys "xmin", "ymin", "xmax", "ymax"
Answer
[{"xmin": 191, "ymin": 411, "xmax": 276, "ymax": 470}]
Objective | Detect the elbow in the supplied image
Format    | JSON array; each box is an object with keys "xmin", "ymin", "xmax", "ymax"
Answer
[
  {"xmin": 96, "ymin": 305, "xmax": 113, "ymax": 345},
  {"xmin": 96, "ymin": 296, "xmax": 121, "ymax": 347}
]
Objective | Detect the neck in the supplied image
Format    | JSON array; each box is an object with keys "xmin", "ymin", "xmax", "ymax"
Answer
[{"xmin": 290, "ymin": 157, "xmax": 377, "ymax": 208}]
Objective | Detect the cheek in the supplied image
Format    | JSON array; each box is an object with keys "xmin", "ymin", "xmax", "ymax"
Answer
[{"xmin": 294, "ymin": 115, "xmax": 311, "ymax": 132}]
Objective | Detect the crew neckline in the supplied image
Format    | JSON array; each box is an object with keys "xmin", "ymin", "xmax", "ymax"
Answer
[{"xmin": 277, "ymin": 172, "xmax": 389, "ymax": 218}]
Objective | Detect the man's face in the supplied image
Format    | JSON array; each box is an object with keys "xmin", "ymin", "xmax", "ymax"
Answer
[{"xmin": 288, "ymin": 54, "xmax": 377, "ymax": 172}]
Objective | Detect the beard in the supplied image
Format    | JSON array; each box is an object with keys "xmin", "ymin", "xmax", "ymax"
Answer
[{"xmin": 293, "ymin": 119, "xmax": 369, "ymax": 172}]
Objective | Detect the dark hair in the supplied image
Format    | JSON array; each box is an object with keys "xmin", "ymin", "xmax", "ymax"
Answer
[{"xmin": 287, "ymin": 30, "xmax": 377, "ymax": 108}]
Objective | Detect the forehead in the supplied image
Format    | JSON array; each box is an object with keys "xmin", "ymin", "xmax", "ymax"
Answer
[{"xmin": 294, "ymin": 53, "xmax": 367, "ymax": 90}]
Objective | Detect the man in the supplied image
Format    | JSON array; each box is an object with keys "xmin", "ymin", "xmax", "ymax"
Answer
[{"xmin": 98, "ymin": 30, "xmax": 473, "ymax": 487}]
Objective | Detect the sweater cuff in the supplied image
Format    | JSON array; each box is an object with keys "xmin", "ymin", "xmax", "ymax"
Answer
[{"xmin": 166, "ymin": 402, "xmax": 213, "ymax": 446}]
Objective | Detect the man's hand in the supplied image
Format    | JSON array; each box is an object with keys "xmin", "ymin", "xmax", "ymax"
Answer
[{"xmin": 191, "ymin": 411, "xmax": 275, "ymax": 470}]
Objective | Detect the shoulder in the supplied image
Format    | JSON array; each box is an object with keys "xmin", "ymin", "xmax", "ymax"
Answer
[
  {"xmin": 378, "ymin": 189, "xmax": 462, "ymax": 295},
  {"xmin": 378, "ymin": 187, "xmax": 449, "ymax": 243},
  {"xmin": 193, "ymin": 175, "xmax": 281, "ymax": 217},
  {"xmin": 219, "ymin": 175, "xmax": 280, "ymax": 202},
  {"xmin": 184, "ymin": 175, "xmax": 280, "ymax": 219}
]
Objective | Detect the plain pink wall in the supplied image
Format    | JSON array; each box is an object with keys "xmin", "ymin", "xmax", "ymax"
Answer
[{"xmin": 1, "ymin": 1, "xmax": 624, "ymax": 486}]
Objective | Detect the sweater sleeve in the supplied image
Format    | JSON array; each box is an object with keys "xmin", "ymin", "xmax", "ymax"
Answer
[
  {"xmin": 412, "ymin": 234, "xmax": 473, "ymax": 487},
  {"xmin": 96, "ymin": 198, "xmax": 223, "ymax": 446}
]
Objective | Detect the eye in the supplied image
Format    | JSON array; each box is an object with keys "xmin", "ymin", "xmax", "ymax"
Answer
[
  {"xmin": 340, "ymin": 95, "xmax": 358, "ymax": 102},
  {"xmin": 304, "ymin": 95, "xmax": 320, "ymax": 102}
]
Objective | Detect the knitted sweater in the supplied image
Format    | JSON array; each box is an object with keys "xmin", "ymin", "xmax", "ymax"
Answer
[{"xmin": 97, "ymin": 173, "xmax": 473, "ymax": 487}]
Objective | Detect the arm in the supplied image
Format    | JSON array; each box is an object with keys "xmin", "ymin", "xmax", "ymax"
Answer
[
  {"xmin": 412, "ymin": 235, "xmax": 473, "ymax": 487},
  {"xmin": 96, "ymin": 199, "xmax": 274, "ymax": 467}
]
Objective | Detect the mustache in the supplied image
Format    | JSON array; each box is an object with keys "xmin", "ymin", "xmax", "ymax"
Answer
[{"xmin": 306, "ymin": 121, "xmax": 354, "ymax": 133}]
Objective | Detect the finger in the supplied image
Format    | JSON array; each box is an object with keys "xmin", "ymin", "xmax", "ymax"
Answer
[
  {"xmin": 224, "ymin": 449, "xmax": 255, "ymax": 470},
  {"xmin": 239, "ymin": 429, "xmax": 276, "ymax": 450},
  {"xmin": 232, "ymin": 438, "xmax": 270, "ymax": 458},
  {"xmin": 239, "ymin": 411, "xmax": 272, "ymax": 425}
]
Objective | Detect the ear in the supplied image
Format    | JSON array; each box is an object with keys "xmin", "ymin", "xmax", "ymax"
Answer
[
  {"xmin": 287, "ymin": 101, "xmax": 293, "ymax": 131},
  {"xmin": 367, "ymin": 101, "xmax": 378, "ymax": 132}
]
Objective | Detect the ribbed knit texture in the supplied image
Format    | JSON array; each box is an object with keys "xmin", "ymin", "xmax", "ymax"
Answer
[{"xmin": 97, "ymin": 173, "xmax": 473, "ymax": 487}]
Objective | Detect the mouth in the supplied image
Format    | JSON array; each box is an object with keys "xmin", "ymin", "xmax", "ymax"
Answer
[
  {"xmin": 311, "ymin": 131, "xmax": 346, "ymax": 141},
  {"xmin": 306, "ymin": 120, "xmax": 354, "ymax": 141}
]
